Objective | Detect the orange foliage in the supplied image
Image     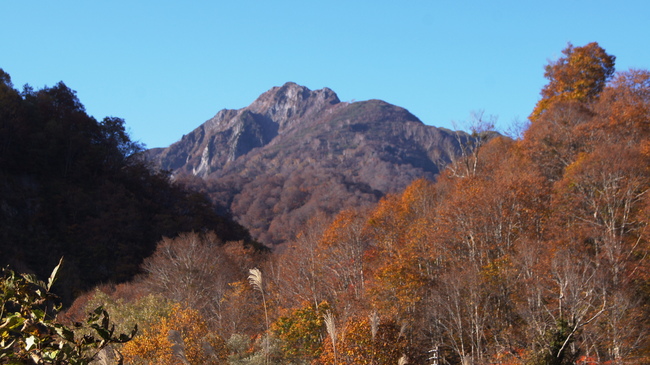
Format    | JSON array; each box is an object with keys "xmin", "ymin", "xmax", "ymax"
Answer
[
  {"xmin": 316, "ymin": 209, "xmax": 370, "ymax": 304},
  {"xmin": 590, "ymin": 68, "xmax": 650, "ymax": 144},
  {"xmin": 121, "ymin": 304, "xmax": 227, "ymax": 365},
  {"xmin": 298, "ymin": 45, "xmax": 649, "ymax": 364},
  {"xmin": 315, "ymin": 316, "xmax": 408, "ymax": 365},
  {"xmin": 531, "ymin": 42, "xmax": 615, "ymax": 121}
]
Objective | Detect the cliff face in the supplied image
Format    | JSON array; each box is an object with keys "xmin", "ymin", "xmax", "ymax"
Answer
[
  {"xmin": 149, "ymin": 82, "xmax": 341, "ymax": 177},
  {"xmin": 147, "ymin": 82, "xmax": 470, "ymax": 244}
]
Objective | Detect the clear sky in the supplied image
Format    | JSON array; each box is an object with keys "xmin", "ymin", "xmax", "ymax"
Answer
[{"xmin": 2, "ymin": 1, "xmax": 649, "ymax": 148}]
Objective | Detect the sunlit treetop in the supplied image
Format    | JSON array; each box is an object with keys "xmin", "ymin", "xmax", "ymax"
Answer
[{"xmin": 530, "ymin": 42, "xmax": 616, "ymax": 122}]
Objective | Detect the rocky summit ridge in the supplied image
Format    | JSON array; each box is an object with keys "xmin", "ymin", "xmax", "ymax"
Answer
[
  {"xmin": 147, "ymin": 82, "xmax": 471, "ymax": 244},
  {"xmin": 149, "ymin": 82, "xmax": 341, "ymax": 177}
]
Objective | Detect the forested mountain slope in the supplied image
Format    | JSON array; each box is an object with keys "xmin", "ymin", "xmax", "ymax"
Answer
[
  {"xmin": 0, "ymin": 69, "xmax": 256, "ymax": 302},
  {"xmin": 265, "ymin": 43, "xmax": 650, "ymax": 364},
  {"xmin": 147, "ymin": 82, "xmax": 477, "ymax": 244}
]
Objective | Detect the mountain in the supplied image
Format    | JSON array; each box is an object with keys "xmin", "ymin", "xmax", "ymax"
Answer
[{"xmin": 147, "ymin": 82, "xmax": 472, "ymax": 244}]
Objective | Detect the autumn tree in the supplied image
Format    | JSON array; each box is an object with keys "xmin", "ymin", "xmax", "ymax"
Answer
[
  {"xmin": 530, "ymin": 42, "xmax": 615, "ymax": 122},
  {"xmin": 121, "ymin": 304, "xmax": 227, "ymax": 365},
  {"xmin": 365, "ymin": 179, "xmax": 443, "ymax": 340},
  {"xmin": 66, "ymin": 289, "xmax": 171, "ymax": 341},
  {"xmin": 217, "ymin": 279, "xmax": 267, "ymax": 338},
  {"xmin": 137, "ymin": 231, "xmax": 273, "ymax": 341},
  {"xmin": 316, "ymin": 209, "xmax": 371, "ymax": 308},
  {"xmin": 140, "ymin": 232, "xmax": 240, "ymax": 326},
  {"xmin": 591, "ymin": 68, "xmax": 650, "ymax": 141},
  {"xmin": 273, "ymin": 213, "xmax": 333, "ymax": 310},
  {"xmin": 315, "ymin": 316, "xmax": 408, "ymax": 365},
  {"xmin": 545, "ymin": 142, "xmax": 649, "ymax": 361},
  {"xmin": 271, "ymin": 302, "xmax": 330, "ymax": 363},
  {"xmin": 448, "ymin": 110, "xmax": 498, "ymax": 178}
]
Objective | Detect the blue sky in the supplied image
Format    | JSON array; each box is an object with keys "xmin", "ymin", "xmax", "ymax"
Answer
[{"xmin": 2, "ymin": 1, "xmax": 649, "ymax": 148}]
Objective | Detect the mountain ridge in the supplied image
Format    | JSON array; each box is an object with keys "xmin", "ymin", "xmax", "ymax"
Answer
[{"xmin": 147, "ymin": 82, "xmax": 472, "ymax": 244}]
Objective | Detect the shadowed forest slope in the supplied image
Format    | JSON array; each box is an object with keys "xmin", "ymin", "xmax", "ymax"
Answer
[{"xmin": 0, "ymin": 69, "xmax": 257, "ymax": 302}]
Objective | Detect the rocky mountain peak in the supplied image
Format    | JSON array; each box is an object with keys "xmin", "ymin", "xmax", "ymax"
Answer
[
  {"xmin": 247, "ymin": 82, "xmax": 340, "ymax": 131},
  {"xmin": 146, "ymin": 83, "xmax": 474, "ymax": 244},
  {"xmin": 150, "ymin": 83, "xmax": 343, "ymax": 177}
]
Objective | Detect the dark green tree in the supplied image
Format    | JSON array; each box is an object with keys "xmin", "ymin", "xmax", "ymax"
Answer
[{"xmin": 531, "ymin": 319, "xmax": 580, "ymax": 365}]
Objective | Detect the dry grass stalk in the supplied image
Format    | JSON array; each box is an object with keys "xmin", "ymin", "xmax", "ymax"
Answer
[
  {"xmin": 248, "ymin": 268, "xmax": 269, "ymax": 365},
  {"xmin": 248, "ymin": 267, "xmax": 263, "ymax": 292},
  {"xmin": 324, "ymin": 310, "xmax": 337, "ymax": 364},
  {"xmin": 369, "ymin": 310, "xmax": 380, "ymax": 341},
  {"xmin": 167, "ymin": 330, "xmax": 190, "ymax": 364},
  {"xmin": 398, "ymin": 354, "xmax": 409, "ymax": 365}
]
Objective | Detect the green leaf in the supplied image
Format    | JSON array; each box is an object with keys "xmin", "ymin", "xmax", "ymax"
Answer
[
  {"xmin": 90, "ymin": 324, "xmax": 111, "ymax": 341},
  {"xmin": 0, "ymin": 314, "xmax": 25, "ymax": 331},
  {"xmin": 54, "ymin": 325, "xmax": 75, "ymax": 342},
  {"xmin": 86, "ymin": 307, "xmax": 102, "ymax": 324},
  {"xmin": 42, "ymin": 349, "xmax": 60, "ymax": 361},
  {"xmin": 100, "ymin": 310, "xmax": 110, "ymax": 329},
  {"xmin": 0, "ymin": 339, "xmax": 16, "ymax": 351},
  {"xmin": 31, "ymin": 309, "xmax": 45, "ymax": 321}
]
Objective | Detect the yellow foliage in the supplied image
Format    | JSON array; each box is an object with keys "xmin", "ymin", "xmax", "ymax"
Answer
[
  {"xmin": 315, "ymin": 316, "xmax": 408, "ymax": 364},
  {"xmin": 121, "ymin": 304, "xmax": 226, "ymax": 365}
]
